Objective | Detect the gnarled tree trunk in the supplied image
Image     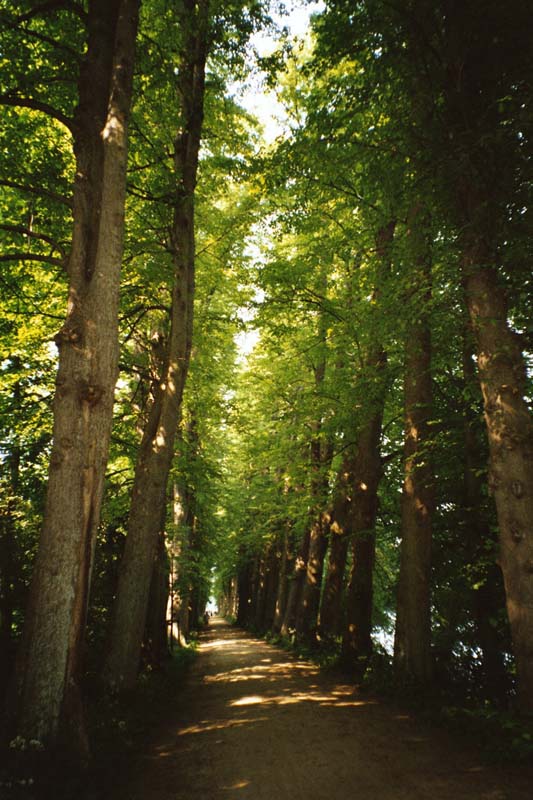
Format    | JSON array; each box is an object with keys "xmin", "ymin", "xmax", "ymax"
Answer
[{"xmin": 10, "ymin": 0, "xmax": 138, "ymax": 757}]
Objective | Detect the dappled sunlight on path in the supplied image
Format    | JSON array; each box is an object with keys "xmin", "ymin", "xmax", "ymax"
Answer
[{"xmin": 121, "ymin": 619, "xmax": 532, "ymax": 800}]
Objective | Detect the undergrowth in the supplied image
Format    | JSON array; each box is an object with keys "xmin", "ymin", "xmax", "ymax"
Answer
[{"xmin": 0, "ymin": 645, "xmax": 197, "ymax": 800}]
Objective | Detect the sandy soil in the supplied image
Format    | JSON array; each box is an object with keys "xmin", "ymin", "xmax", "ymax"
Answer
[{"xmin": 119, "ymin": 618, "xmax": 532, "ymax": 800}]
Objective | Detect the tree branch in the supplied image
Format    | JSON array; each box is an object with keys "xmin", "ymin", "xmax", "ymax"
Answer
[
  {"xmin": 0, "ymin": 252, "xmax": 65, "ymax": 270},
  {"xmin": 13, "ymin": 1, "xmax": 87, "ymax": 24},
  {"xmin": 0, "ymin": 224, "xmax": 66, "ymax": 254},
  {"xmin": 0, "ymin": 93, "xmax": 74, "ymax": 133},
  {"xmin": 0, "ymin": 179, "xmax": 72, "ymax": 208}
]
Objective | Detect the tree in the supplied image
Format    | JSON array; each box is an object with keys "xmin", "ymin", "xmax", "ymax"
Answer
[{"xmin": 8, "ymin": 0, "xmax": 139, "ymax": 756}]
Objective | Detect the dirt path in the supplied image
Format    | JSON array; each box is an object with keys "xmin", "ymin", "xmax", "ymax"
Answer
[{"xmin": 120, "ymin": 619, "xmax": 532, "ymax": 799}]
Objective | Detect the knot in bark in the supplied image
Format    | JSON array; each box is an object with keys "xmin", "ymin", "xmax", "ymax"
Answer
[
  {"xmin": 78, "ymin": 382, "xmax": 104, "ymax": 407},
  {"xmin": 54, "ymin": 326, "xmax": 82, "ymax": 349}
]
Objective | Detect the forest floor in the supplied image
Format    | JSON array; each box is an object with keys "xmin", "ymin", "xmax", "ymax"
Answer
[{"xmin": 115, "ymin": 618, "xmax": 533, "ymax": 800}]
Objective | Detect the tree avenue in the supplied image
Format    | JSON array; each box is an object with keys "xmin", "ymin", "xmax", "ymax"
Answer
[{"xmin": 1, "ymin": 0, "xmax": 533, "ymax": 783}]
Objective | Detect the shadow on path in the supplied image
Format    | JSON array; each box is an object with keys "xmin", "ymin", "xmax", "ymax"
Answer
[{"xmin": 121, "ymin": 618, "xmax": 532, "ymax": 800}]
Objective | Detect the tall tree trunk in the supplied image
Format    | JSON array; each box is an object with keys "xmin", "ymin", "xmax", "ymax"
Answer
[
  {"xmin": 103, "ymin": 1, "xmax": 209, "ymax": 690},
  {"xmin": 394, "ymin": 205, "xmax": 434, "ymax": 686},
  {"xmin": 340, "ymin": 220, "xmax": 393, "ymax": 672},
  {"xmin": 460, "ymin": 234, "xmax": 533, "ymax": 706},
  {"xmin": 10, "ymin": 0, "xmax": 138, "ymax": 756},
  {"xmin": 341, "ymin": 363, "xmax": 386, "ymax": 672},
  {"xmin": 434, "ymin": 1, "xmax": 533, "ymax": 710}
]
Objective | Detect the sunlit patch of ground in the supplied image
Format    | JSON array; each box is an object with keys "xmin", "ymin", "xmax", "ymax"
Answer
[
  {"xmin": 176, "ymin": 717, "xmax": 268, "ymax": 737},
  {"xmin": 203, "ymin": 661, "xmax": 319, "ymax": 684},
  {"xmin": 229, "ymin": 690, "xmax": 371, "ymax": 709}
]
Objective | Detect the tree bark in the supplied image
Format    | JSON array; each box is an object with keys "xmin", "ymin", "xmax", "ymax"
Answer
[
  {"xmin": 103, "ymin": 0, "xmax": 209, "ymax": 690},
  {"xmin": 394, "ymin": 205, "xmax": 434, "ymax": 686},
  {"xmin": 10, "ymin": 0, "xmax": 138, "ymax": 756}
]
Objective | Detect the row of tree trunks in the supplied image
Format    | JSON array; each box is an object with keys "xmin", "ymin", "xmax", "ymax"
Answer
[
  {"xmin": 238, "ymin": 223, "xmax": 394, "ymax": 663},
  {"xmin": 9, "ymin": 0, "xmax": 139, "ymax": 757},
  {"xmin": 103, "ymin": 0, "xmax": 209, "ymax": 690}
]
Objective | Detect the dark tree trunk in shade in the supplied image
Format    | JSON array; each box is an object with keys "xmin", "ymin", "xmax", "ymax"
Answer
[
  {"xmin": 9, "ymin": 0, "xmax": 138, "ymax": 757},
  {"xmin": 263, "ymin": 543, "xmax": 282, "ymax": 632},
  {"xmin": 319, "ymin": 452, "xmax": 357, "ymax": 639},
  {"xmin": 249, "ymin": 556, "xmax": 262, "ymax": 627},
  {"xmin": 273, "ymin": 529, "xmax": 296, "ymax": 633},
  {"xmin": 462, "ymin": 328, "xmax": 510, "ymax": 700},
  {"xmin": 237, "ymin": 557, "xmax": 254, "ymax": 627},
  {"xmin": 143, "ymin": 528, "xmax": 171, "ymax": 668},
  {"xmin": 280, "ymin": 528, "xmax": 311, "ymax": 637},
  {"xmin": 341, "ymin": 383, "xmax": 385, "ymax": 672},
  {"xmin": 394, "ymin": 205, "xmax": 434, "ymax": 686},
  {"xmin": 254, "ymin": 554, "xmax": 268, "ymax": 631},
  {"xmin": 319, "ymin": 531, "xmax": 349, "ymax": 638}
]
